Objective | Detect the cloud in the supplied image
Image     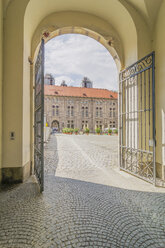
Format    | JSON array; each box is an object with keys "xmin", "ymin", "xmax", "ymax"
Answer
[
  {"xmin": 45, "ymin": 34, "xmax": 118, "ymax": 90},
  {"xmin": 54, "ymin": 76, "xmax": 75, "ymax": 86}
]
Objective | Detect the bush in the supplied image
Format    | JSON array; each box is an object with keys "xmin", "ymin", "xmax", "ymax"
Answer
[
  {"xmin": 62, "ymin": 128, "xmax": 67, "ymax": 134},
  {"xmin": 62, "ymin": 128, "xmax": 73, "ymax": 134},
  {"xmin": 114, "ymin": 129, "xmax": 118, "ymax": 134},
  {"xmin": 69, "ymin": 128, "xmax": 74, "ymax": 134},
  {"xmin": 95, "ymin": 127, "xmax": 101, "ymax": 134},
  {"xmin": 108, "ymin": 129, "xmax": 112, "ymax": 134},
  {"xmin": 84, "ymin": 127, "xmax": 90, "ymax": 133},
  {"xmin": 74, "ymin": 128, "xmax": 79, "ymax": 133}
]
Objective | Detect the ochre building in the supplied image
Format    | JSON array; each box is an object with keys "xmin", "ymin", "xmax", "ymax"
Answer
[{"xmin": 44, "ymin": 85, "xmax": 118, "ymax": 132}]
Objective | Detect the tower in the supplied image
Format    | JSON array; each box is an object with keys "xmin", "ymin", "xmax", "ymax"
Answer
[{"xmin": 81, "ymin": 77, "xmax": 93, "ymax": 88}]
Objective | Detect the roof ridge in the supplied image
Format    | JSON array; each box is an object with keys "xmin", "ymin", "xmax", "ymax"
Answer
[{"xmin": 44, "ymin": 85, "xmax": 117, "ymax": 92}]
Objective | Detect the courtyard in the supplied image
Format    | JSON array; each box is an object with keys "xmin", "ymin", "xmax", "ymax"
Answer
[{"xmin": 0, "ymin": 134, "xmax": 165, "ymax": 248}]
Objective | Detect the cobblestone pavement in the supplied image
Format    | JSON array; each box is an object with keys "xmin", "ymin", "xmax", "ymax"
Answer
[
  {"xmin": 45, "ymin": 134, "xmax": 165, "ymax": 192},
  {"xmin": 45, "ymin": 134, "xmax": 118, "ymax": 183},
  {"xmin": 0, "ymin": 134, "xmax": 165, "ymax": 248}
]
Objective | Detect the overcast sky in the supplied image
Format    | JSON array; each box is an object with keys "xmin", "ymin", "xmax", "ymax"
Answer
[{"xmin": 45, "ymin": 34, "xmax": 118, "ymax": 91}]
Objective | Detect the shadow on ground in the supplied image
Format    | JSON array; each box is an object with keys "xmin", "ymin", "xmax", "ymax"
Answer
[{"xmin": 0, "ymin": 174, "xmax": 165, "ymax": 248}]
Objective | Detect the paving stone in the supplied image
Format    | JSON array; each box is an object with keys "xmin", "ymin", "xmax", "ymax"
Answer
[{"xmin": 0, "ymin": 134, "xmax": 165, "ymax": 247}]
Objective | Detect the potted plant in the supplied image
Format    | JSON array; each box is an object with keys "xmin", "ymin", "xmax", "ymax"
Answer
[
  {"xmin": 69, "ymin": 128, "xmax": 73, "ymax": 134},
  {"xmin": 95, "ymin": 127, "xmax": 101, "ymax": 135},
  {"xmin": 74, "ymin": 128, "xmax": 79, "ymax": 135},
  {"xmin": 108, "ymin": 129, "xmax": 112, "ymax": 135},
  {"xmin": 84, "ymin": 127, "xmax": 90, "ymax": 135},
  {"xmin": 62, "ymin": 128, "xmax": 66, "ymax": 134},
  {"xmin": 114, "ymin": 129, "xmax": 118, "ymax": 135}
]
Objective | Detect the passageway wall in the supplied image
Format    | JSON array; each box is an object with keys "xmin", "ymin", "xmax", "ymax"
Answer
[
  {"xmin": 0, "ymin": 0, "xmax": 3, "ymax": 181},
  {"xmin": 153, "ymin": 0, "xmax": 165, "ymax": 180}
]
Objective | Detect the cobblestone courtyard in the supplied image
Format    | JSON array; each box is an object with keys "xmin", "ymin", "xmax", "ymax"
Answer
[{"xmin": 0, "ymin": 134, "xmax": 165, "ymax": 247}]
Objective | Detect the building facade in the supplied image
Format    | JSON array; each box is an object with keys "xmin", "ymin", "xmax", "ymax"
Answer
[{"xmin": 44, "ymin": 85, "xmax": 118, "ymax": 132}]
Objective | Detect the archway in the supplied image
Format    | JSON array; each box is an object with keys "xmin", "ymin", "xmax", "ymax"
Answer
[
  {"xmin": 34, "ymin": 27, "xmax": 156, "ymax": 192},
  {"xmin": 34, "ymin": 30, "xmax": 120, "ymax": 191},
  {"xmin": 4, "ymin": 0, "xmax": 161, "ymax": 186},
  {"xmin": 51, "ymin": 120, "xmax": 60, "ymax": 130}
]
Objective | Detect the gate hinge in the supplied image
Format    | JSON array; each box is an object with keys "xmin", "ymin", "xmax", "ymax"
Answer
[{"xmin": 33, "ymin": 86, "xmax": 35, "ymax": 90}]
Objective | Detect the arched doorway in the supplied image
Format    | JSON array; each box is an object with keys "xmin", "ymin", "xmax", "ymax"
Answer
[
  {"xmin": 34, "ymin": 31, "xmax": 156, "ymax": 192},
  {"xmin": 51, "ymin": 120, "xmax": 59, "ymax": 131}
]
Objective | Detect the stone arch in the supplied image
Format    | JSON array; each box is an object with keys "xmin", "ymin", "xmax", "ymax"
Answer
[
  {"xmin": 51, "ymin": 120, "xmax": 59, "ymax": 129},
  {"xmin": 24, "ymin": 0, "xmax": 140, "ymax": 67},
  {"xmin": 22, "ymin": 2, "xmax": 138, "ymax": 174},
  {"xmin": 33, "ymin": 25, "xmax": 122, "ymax": 71}
]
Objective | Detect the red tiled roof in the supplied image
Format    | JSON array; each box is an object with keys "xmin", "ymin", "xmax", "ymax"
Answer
[{"xmin": 44, "ymin": 85, "xmax": 118, "ymax": 99}]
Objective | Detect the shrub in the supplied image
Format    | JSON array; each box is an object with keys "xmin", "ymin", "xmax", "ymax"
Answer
[
  {"xmin": 74, "ymin": 128, "xmax": 79, "ymax": 133},
  {"xmin": 62, "ymin": 128, "xmax": 73, "ymax": 134},
  {"xmin": 108, "ymin": 129, "xmax": 112, "ymax": 134},
  {"xmin": 69, "ymin": 128, "xmax": 74, "ymax": 134},
  {"xmin": 62, "ymin": 128, "xmax": 67, "ymax": 134},
  {"xmin": 84, "ymin": 127, "xmax": 90, "ymax": 133},
  {"xmin": 114, "ymin": 129, "xmax": 118, "ymax": 134},
  {"xmin": 95, "ymin": 127, "xmax": 101, "ymax": 134}
]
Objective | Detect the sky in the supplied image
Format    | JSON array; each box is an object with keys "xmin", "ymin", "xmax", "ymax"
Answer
[{"xmin": 45, "ymin": 34, "xmax": 118, "ymax": 91}]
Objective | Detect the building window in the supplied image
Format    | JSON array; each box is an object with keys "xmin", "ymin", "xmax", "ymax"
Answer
[
  {"xmin": 110, "ymin": 108, "xmax": 112, "ymax": 117},
  {"xmin": 67, "ymin": 106, "xmax": 70, "ymax": 117},
  {"xmin": 113, "ymin": 102, "xmax": 115, "ymax": 105},
  {"xmin": 71, "ymin": 120, "xmax": 74, "ymax": 129},
  {"xmin": 67, "ymin": 120, "xmax": 70, "ymax": 128},
  {"xmin": 100, "ymin": 107, "xmax": 102, "ymax": 117},
  {"xmin": 71, "ymin": 106, "xmax": 74, "ymax": 117},
  {"xmin": 85, "ymin": 121, "xmax": 88, "ymax": 128},
  {"xmin": 96, "ymin": 107, "xmax": 98, "ymax": 117},
  {"xmin": 67, "ymin": 120, "xmax": 74, "ymax": 128},
  {"xmin": 86, "ymin": 107, "xmax": 88, "ymax": 117},
  {"xmin": 52, "ymin": 105, "xmax": 55, "ymax": 116},
  {"xmin": 56, "ymin": 106, "xmax": 59, "ymax": 116},
  {"xmin": 67, "ymin": 106, "xmax": 74, "ymax": 117},
  {"xmin": 82, "ymin": 107, "xmax": 85, "ymax": 117},
  {"xmin": 82, "ymin": 121, "xmax": 84, "ymax": 130},
  {"xmin": 113, "ymin": 108, "xmax": 115, "ymax": 117}
]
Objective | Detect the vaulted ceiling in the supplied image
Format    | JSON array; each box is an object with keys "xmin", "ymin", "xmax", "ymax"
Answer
[
  {"xmin": 3, "ymin": 0, "xmax": 163, "ymax": 28},
  {"xmin": 125, "ymin": 0, "xmax": 162, "ymax": 28}
]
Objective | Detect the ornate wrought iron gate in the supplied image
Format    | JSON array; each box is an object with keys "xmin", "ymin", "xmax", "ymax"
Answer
[
  {"xmin": 119, "ymin": 52, "xmax": 156, "ymax": 184},
  {"xmin": 34, "ymin": 39, "xmax": 45, "ymax": 192}
]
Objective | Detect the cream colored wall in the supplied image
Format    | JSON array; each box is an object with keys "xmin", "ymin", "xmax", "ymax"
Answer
[
  {"xmin": 153, "ymin": 0, "xmax": 165, "ymax": 177},
  {"xmin": 0, "ymin": 0, "xmax": 3, "ymax": 176},
  {"xmin": 3, "ymin": 0, "xmax": 29, "ymax": 168},
  {"xmin": 120, "ymin": 0, "xmax": 152, "ymax": 59}
]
